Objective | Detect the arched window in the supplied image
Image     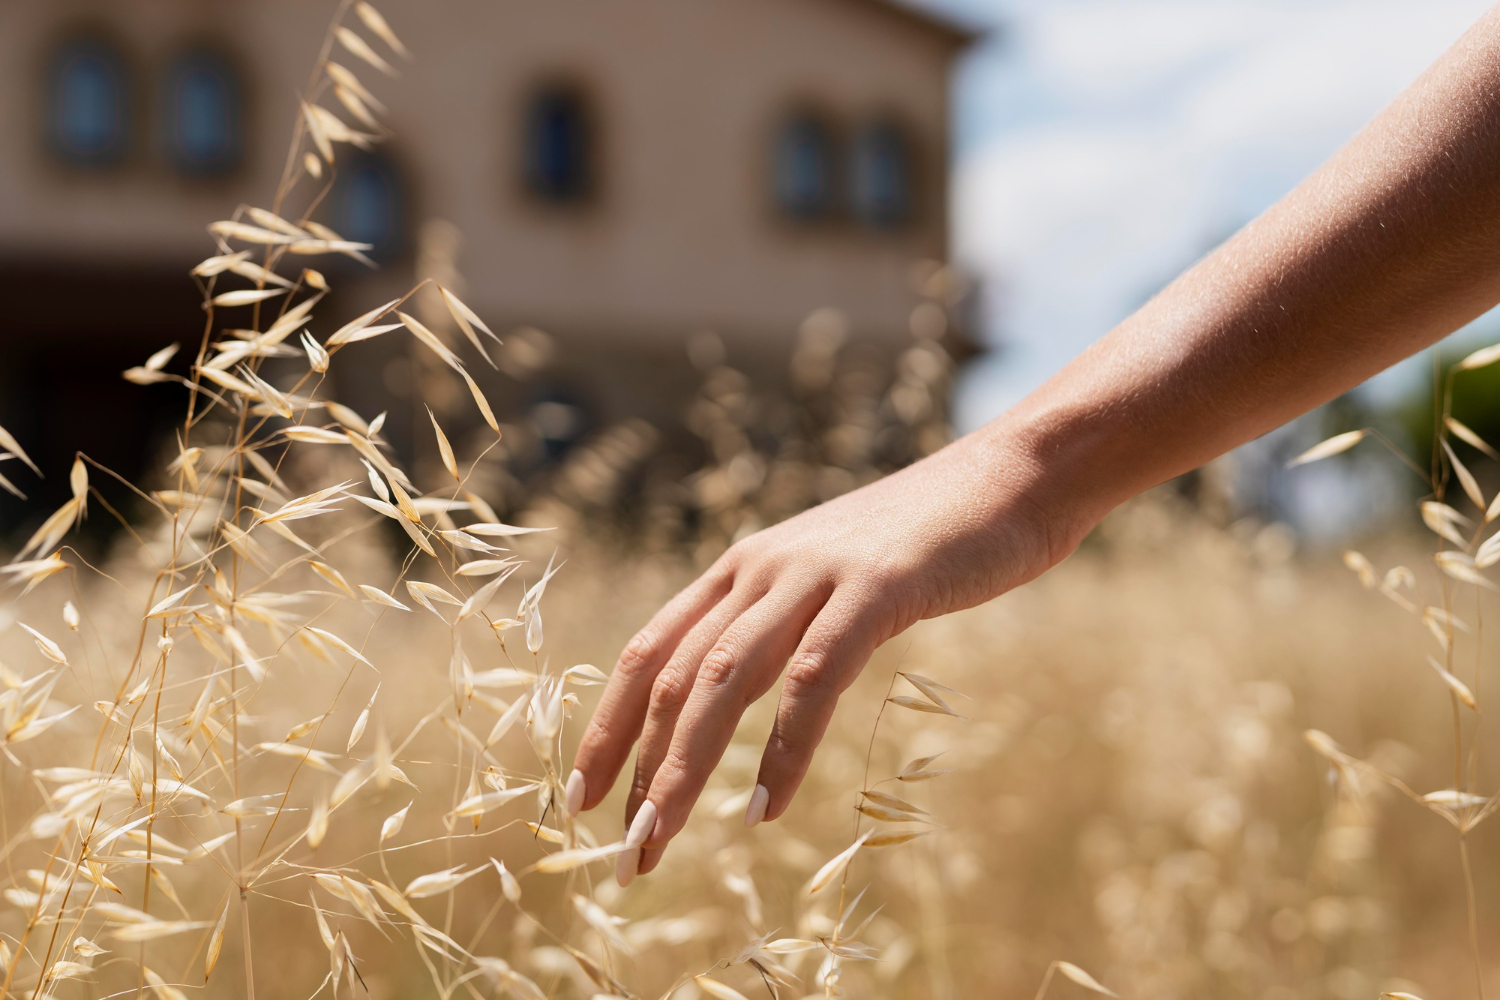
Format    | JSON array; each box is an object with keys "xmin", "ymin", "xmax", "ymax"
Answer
[
  {"xmin": 774, "ymin": 113, "xmax": 835, "ymax": 219},
  {"xmin": 523, "ymin": 86, "xmax": 592, "ymax": 203},
  {"xmin": 329, "ymin": 149, "xmax": 405, "ymax": 262},
  {"xmin": 46, "ymin": 36, "xmax": 129, "ymax": 166},
  {"xmin": 163, "ymin": 48, "xmax": 243, "ymax": 175},
  {"xmin": 850, "ymin": 121, "xmax": 911, "ymax": 227}
]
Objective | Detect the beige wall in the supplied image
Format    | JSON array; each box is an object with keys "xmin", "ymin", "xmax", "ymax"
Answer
[{"xmin": 0, "ymin": 0, "xmax": 959, "ymax": 356}]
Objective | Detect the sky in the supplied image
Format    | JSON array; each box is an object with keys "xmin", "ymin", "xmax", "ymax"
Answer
[{"xmin": 915, "ymin": 0, "xmax": 1499, "ymax": 433}]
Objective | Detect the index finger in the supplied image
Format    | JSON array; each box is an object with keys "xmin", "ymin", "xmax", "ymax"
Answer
[
  {"xmin": 632, "ymin": 583, "xmax": 827, "ymax": 875},
  {"xmin": 568, "ymin": 563, "xmax": 735, "ymax": 815}
]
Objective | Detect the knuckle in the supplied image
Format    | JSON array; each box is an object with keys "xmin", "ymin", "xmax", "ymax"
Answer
[
  {"xmin": 861, "ymin": 565, "xmax": 901, "ymax": 597},
  {"xmin": 712, "ymin": 545, "xmax": 750, "ymax": 579},
  {"xmin": 726, "ymin": 537, "xmax": 774, "ymax": 575},
  {"xmin": 616, "ymin": 631, "xmax": 661, "ymax": 679},
  {"xmin": 743, "ymin": 565, "xmax": 780, "ymax": 597},
  {"xmin": 649, "ymin": 666, "xmax": 691, "ymax": 715},
  {"xmin": 725, "ymin": 536, "xmax": 758, "ymax": 563},
  {"xmin": 783, "ymin": 653, "xmax": 834, "ymax": 696},
  {"xmin": 696, "ymin": 646, "xmax": 738, "ymax": 689}
]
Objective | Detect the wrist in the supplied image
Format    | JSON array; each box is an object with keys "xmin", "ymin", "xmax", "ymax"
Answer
[{"xmin": 963, "ymin": 401, "xmax": 1122, "ymax": 572}]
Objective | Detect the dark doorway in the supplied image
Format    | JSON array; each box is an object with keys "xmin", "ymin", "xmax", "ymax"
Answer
[{"xmin": 0, "ymin": 257, "xmax": 204, "ymax": 548}]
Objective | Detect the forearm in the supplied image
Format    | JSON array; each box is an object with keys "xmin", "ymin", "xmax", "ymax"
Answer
[
  {"xmin": 574, "ymin": 3, "xmax": 1500, "ymax": 864},
  {"xmin": 990, "ymin": 4, "xmax": 1500, "ymax": 539}
]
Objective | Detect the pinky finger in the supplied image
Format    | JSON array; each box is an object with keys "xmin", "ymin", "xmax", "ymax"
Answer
[{"xmin": 751, "ymin": 592, "xmax": 885, "ymax": 825}]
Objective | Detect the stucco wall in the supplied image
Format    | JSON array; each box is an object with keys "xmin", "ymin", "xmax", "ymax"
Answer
[{"xmin": 0, "ymin": 0, "xmax": 958, "ymax": 353}]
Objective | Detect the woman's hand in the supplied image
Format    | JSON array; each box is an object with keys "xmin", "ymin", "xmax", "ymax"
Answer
[
  {"xmin": 561, "ymin": 0, "xmax": 1500, "ymax": 880},
  {"xmin": 564, "ymin": 425, "xmax": 1082, "ymax": 884}
]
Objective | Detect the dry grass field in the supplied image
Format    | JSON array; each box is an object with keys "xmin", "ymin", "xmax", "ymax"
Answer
[
  {"xmin": 4, "ymin": 478, "xmax": 1497, "ymax": 1000},
  {"xmin": 442, "ymin": 500, "xmax": 1500, "ymax": 1000},
  {"xmin": 3, "ymin": 5, "xmax": 1499, "ymax": 999}
]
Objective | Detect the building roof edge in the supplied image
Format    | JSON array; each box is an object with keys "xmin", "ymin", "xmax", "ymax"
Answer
[{"xmin": 853, "ymin": 0, "xmax": 987, "ymax": 48}]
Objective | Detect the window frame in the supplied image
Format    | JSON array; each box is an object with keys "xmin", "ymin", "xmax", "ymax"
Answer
[
  {"xmin": 325, "ymin": 146, "xmax": 409, "ymax": 266},
  {"xmin": 43, "ymin": 31, "xmax": 132, "ymax": 169},
  {"xmin": 160, "ymin": 44, "xmax": 246, "ymax": 178},
  {"xmin": 519, "ymin": 80, "xmax": 597, "ymax": 207},
  {"xmin": 771, "ymin": 108, "xmax": 839, "ymax": 222},
  {"xmin": 848, "ymin": 117, "xmax": 915, "ymax": 230}
]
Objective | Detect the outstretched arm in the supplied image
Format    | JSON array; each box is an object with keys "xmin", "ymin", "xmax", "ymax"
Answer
[{"xmin": 572, "ymin": 4, "xmax": 1500, "ymax": 884}]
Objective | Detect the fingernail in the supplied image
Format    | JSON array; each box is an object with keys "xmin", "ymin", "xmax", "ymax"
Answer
[
  {"xmin": 625, "ymin": 800, "xmax": 657, "ymax": 850},
  {"xmin": 744, "ymin": 784, "xmax": 769, "ymax": 828},
  {"xmin": 564, "ymin": 769, "xmax": 585, "ymax": 817},
  {"xmin": 616, "ymin": 845, "xmax": 639, "ymax": 887}
]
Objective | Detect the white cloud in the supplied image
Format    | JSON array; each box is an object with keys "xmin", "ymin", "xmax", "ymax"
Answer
[
  {"xmin": 945, "ymin": 0, "xmax": 1495, "ymax": 432},
  {"xmin": 1030, "ymin": 3, "xmax": 1263, "ymax": 101}
]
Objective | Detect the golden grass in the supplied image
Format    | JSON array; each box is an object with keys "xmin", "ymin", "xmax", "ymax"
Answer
[
  {"xmin": 6, "ymin": 475, "xmax": 1498, "ymax": 999},
  {"xmin": 2, "ymin": 3, "xmax": 1499, "ymax": 999},
  {"xmin": 0, "ymin": 5, "xmax": 984, "ymax": 998}
]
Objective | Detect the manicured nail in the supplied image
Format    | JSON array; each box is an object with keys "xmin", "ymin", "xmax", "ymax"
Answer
[
  {"xmin": 564, "ymin": 769, "xmax": 585, "ymax": 817},
  {"xmin": 625, "ymin": 800, "xmax": 657, "ymax": 850},
  {"xmin": 744, "ymin": 784, "xmax": 769, "ymax": 828},
  {"xmin": 615, "ymin": 846, "xmax": 639, "ymax": 887}
]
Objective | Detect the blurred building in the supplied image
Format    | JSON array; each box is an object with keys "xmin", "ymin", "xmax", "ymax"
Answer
[{"xmin": 0, "ymin": 0, "xmax": 975, "ymax": 517}]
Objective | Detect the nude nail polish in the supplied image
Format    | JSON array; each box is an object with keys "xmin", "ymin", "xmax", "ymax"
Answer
[
  {"xmin": 616, "ymin": 845, "xmax": 639, "ymax": 887},
  {"xmin": 744, "ymin": 784, "xmax": 769, "ymax": 828},
  {"xmin": 625, "ymin": 800, "xmax": 657, "ymax": 850},
  {"xmin": 564, "ymin": 769, "xmax": 585, "ymax": 817}
]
